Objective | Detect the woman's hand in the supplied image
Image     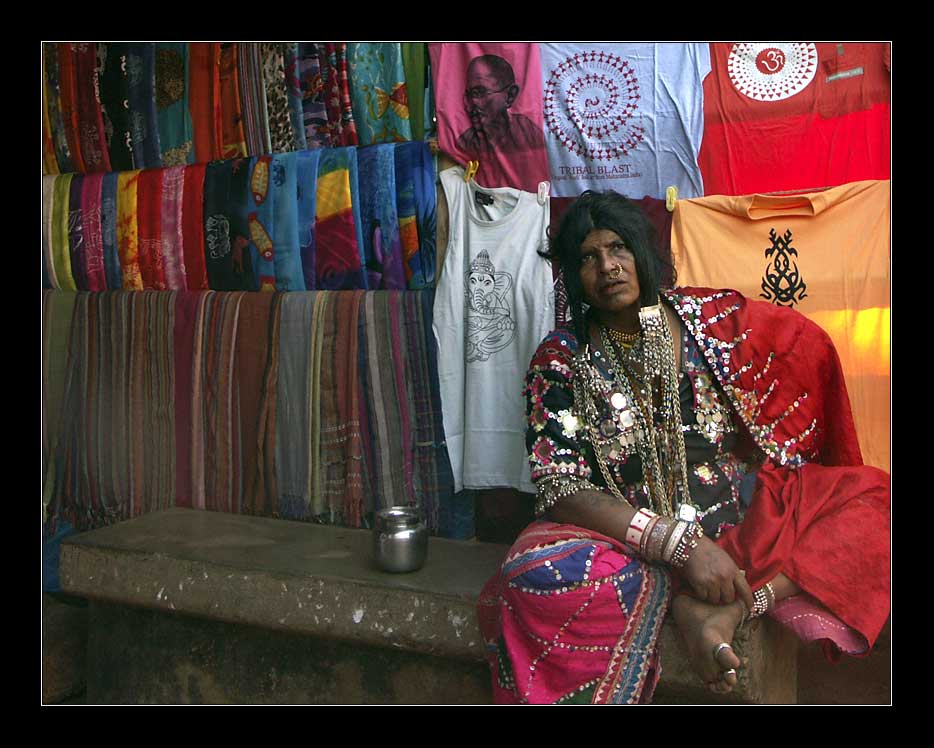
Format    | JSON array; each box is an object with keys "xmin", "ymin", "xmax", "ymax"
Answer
[{"xmin": 680, "ymin": 536, "xmax": 754, "ymax": 609}]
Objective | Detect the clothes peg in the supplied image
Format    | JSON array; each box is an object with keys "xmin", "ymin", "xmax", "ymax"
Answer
[
  {"xmin": 464, "ymin": 160, "xmax": 480, "ymax": 182},
  {"xmin": 537, "ymin": 181, "xmax": 550, "ymax": 206},
  {"xmin": 665, "ymin": 185, "xmax": 678, "ymax": 213}
]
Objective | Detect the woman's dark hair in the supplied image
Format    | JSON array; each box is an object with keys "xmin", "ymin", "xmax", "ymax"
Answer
[{"xmin": 542, "ymin": 190, "xmax": 672, "ymax": 342}]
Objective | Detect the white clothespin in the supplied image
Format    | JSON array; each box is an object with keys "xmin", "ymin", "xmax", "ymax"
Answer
[{"xmin": 537, "ymin": 181, "xmax": 550, "ymax": 206}]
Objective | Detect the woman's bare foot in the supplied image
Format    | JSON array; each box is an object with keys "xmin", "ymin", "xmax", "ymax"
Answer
[{"xmin": 671, "ymin": 594, "xmax": 745, "ymax": 693}]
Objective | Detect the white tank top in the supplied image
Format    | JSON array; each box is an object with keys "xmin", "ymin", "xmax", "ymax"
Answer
[{"xmin": 434, "ymin": 166, "xmax": 555, "ymax": 493}]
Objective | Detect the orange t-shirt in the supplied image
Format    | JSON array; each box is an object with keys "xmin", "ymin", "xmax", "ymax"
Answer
[{"xmin": 671, "ymin": 179, "xmax": 890, "ymax": 471}]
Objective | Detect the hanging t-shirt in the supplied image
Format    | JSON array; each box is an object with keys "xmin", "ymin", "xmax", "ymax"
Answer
[
  {"xmin": 540, "ymin": 43, "xmax": 710, "ymax": 199},
  {"xmin": 671, "ymin": 180, "xmax": 890, "ymax": 472},
  {"xmin": 699, "ymin": 43, "xmax": 890, "ymax": 196},
  {"xmin": 429, "ymin": 43, "xmax": 549, "ymax": 193},
  {"xmin": 434, "ymin": 166, "xmax": 554, "ymax": 493}
]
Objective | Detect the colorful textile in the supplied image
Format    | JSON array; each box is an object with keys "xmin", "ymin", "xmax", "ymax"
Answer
[
  {"xmin": 42, "ymin": 44, "xmax": 75, "ymax": 174},
  {"xmin": 203, "ymin": 159, "xmax": 255, "ymax": 291},
  {"xmin": 539, "ymin": 43, "xmax": 710, "ymax": 199},
  {"xmin": 136, "ymin": 168, "xmax": 167, "ymax": 290},
  {"xmin": 698, "ymin": 43, "xmax": 891, "ymax": 196},
  {"xmin": 101, "ymin": 172, "xmax": 122, "ymax": 290},
  {"xmin": 298, "ymin": 43, "xmax": 332, "ymax": 149},
  {"xmin": 283, "ymin": 44, "xmax": 308, "ymax": 151},
  {"xmin": 125, "ymin": 43, "xmax": 163, "ymax": 168},
  {"xmin": 173, "ymin": 291, "xmax": 201, "ymax": 508},
  {"xmin": 405, "ymin": 290, "xmax": 455, "ymax": 531},
  {"xmin": 429, "ymin": 42, "xmax": 549, "ymax": 193},
  {"xmin": 189, "ymin": 42, "xmax": 224, "ymax": 163},
  {"xmin": 296, "ymin": 149, "xmax": 321, "ymax": 290},
  {"xmin": 160, "ymin": 165, "xmax": 188, "ymax": 290},
  {"xmin": 276, "ymin": 292, "xmax": 317, "ymax": 520},
  {"xmin": 360, "ymin": 292, "xmax": 408, "ymax": 509},
  {"xmin": 98, "ymin": 42, "xmax": 134, "ymax": 172},
  {"xmin": 116, "ymin": 171, "xmax": 143, "ymax": 290},
  {"xmin": 357, "ymin": 144, "xmax": 404, "ymax": 289},
  {"xmin": 219, "ymin": 43, "xmax": 248, "ymax": 159},
  {"xmin": 79, "ymin": 173, "xmax": 107, "ymax": 291},
  {"xmin": 51, "ymin": 174, "xmax": 76, "ymax": 291},
  {"xmin": 401, "ymin": 43, "xmax": 427, "ymax": 141},
  {"xmin": 262, "ymin": 43, "xmax": 299, "ymax": 154},
  {"xmin": 56, "ymin": 44, "xmax": 86, "ymax": 173},
  {"xmin": 49, "ymin": 291, "xmax": 177, "ymax": 530},
  {"xmin": 197, "ymin": 291, "xmax": 246, "ymax": 514},
  {"xmin": 239, "ymin": 43, "xmax": 271, "ymax": 156},
  {"xmin": 252, "ymin": 291, "xmax": 284, "ymax": 517},
  {"xmin": 242, "ymin": 152, "xmax": 304, "ymax": 290},
  {"xmin": 42, "ymin": 291, "xmax": 78, "ymax": 519},
  {"xmin": 155, "ymin": 42, "xmax": 194, "ymax": 166},
  {"xmin": 67, "ymin": 176, "xmax": 87, "ymax": 290},
  {"xmin": 181, "ymin": 163, "xmax": 209, "ymax": 290},
  {"xmin": 315, "ymin": 147, "xmax": 367, "ymax": 290},
  {"xmin": 478, "ymin": 521, "xmax": 670, "ymax": 704},
  {"xmin": 348, "ymin": 43, "xmax": 413, "ymax": 145},
  {"xmin": 309, "ymin": 293, "xmax": 330, "ymax": 506},
  {"xmin": 42, "ymin": 177, "xmax": 58, "ymax": 289},
  {"xmin": 73, "ymin": 43, "xmax": 112, "ymax": 173},
  {"xmin": 393, "ymin": 141, "xmax": 437, "ymax": 288},
  {"xmin": 671, "ymin": 181, "xmax": 890, "ymax": 471},
  {"xmin": 42, "ymin": 69, "xmax": 59, "ymax": 175},
  {"xmin": 322, "ymin": 43, "xmax": 359, "ymax": 147}
]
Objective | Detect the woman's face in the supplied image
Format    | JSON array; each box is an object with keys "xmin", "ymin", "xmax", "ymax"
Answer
[{"xmin": 578, "ymin": 229, "xmax": 641, "ymax": 314}]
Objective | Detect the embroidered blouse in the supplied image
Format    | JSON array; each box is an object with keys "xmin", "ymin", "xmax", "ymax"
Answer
[{"xmin": 525, "ymin": 319, "xmax": 760, "ymax": 539}]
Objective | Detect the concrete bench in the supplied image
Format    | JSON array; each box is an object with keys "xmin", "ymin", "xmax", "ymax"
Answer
[{"xmin": 58, "ymin": 507, "xmax": 798, "ymax": 704}]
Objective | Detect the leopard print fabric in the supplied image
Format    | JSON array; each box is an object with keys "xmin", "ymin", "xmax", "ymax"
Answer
[{"xmin": 261, "ymin": 43, "xmax": 297, "ymax": 154}]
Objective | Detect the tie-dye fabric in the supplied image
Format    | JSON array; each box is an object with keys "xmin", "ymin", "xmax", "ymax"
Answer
[
  {"xmin": 116, "ymin": 170, "xmax": 144, "ymax": 290},
  {"xmin": 160, "ymin": 165, "xmax": 188, "ymax": 289}
]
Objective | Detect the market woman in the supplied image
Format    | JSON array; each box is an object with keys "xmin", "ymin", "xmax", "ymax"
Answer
[{"xmin": 477, "ymin": 190, "xmax": 890, "ymax": 704}]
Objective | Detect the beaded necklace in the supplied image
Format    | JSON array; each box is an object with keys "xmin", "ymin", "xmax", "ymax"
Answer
[{"xmin": 574, "ymin": 303, "xmax": 695, "ymax": 519}]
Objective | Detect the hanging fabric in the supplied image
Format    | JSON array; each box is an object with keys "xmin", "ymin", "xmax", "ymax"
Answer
[
  {"xmin": 322, "ymin": 43, "xmax": 359, "ymax": 147},
  {"xmin": 98, "ymin": 43, "xmax": 134, "ymax": 172},
  {"xmin": 160, "ymin": 165, "xmax": 188, "ymax": 290},
  {"xmin": 357, "ymin": 143, "xmax": 405, "ymax": 289},
  {"xmin": 261, "ymin": 43, "xmax": 298, "ymax": 154},
  {"xmin": 315, "ymin": 147, "xmax": 367, "ymax": 289},
  {"xmin": 203, "ymin": 158, "xmax": 255, "ymax": 291},
  {"xmin": 136, "ymin": 168, "xmax": 168, "ymax": 290},
  {"xmin": 347, "ymin": 43, "xmax": 413, "ymax": 145},
  {"xmin": 239, "ymin": 43, "xmax": 271, "ymax": 156},
  {"xmin": 42, "ymin": 44, "xmax": 75, "ymax": 173},
  {"xmin": 219, "ymin": 43, "xmax": 248, "ymax": 159},
  {"xmin": 182, "ymin": 163, "xmax": 210, "ymax": 290},
  {"xmin": 42, "ymin": 177, "xmax": 58, "ymax": 289},
  {"xmin": 101, "ymin": 172, "xmax": 123, "ymax": 290},
  {"xmin": 72, "ymin": 43, "xmax": 112, "ymax": 173},
  {"xmin": 155, "ymin": 42, "xmax": 195, "ymax": 166},
  {"xmin": 296, "ymin": 149, "xmax": 321, "ymax": 290},
  {"xmin": 50, "ymin": 175, "xmax": 76, "ymax": 290},
  {"xmin": 116, "ymin": 170, "xmax": 144, "ymax": 290},
  {"xmin": 401, "ymin": 43, "xmax": 427, "ymax": 141},
  {"xmin": 189, "ymin": 42, "xmax": 224, "ymax": 163},
  {"xmin": 67, "ymin": 175, "xmax": 87, "ymax": 290},
  {"xmin": 125, "ymin": 43, "xmax": 163, "ymax": 169},
  {"xmin": 393, "ymin": 141, "xmax": 436, "ymax": 288},
  {"xmin": 298, "ymin": 43, "xmax": 332, "ymax": 149},
  {"xmin": 283, "ymin": 44, "xmax": 308, "ymax": 152},
  {"xmin": 79, "ymin": 173, "xmax": 108, "ymax": 291}
]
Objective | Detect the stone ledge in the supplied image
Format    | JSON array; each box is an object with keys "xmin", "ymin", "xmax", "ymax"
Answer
[{"xmin": 60, "ymin": 508, "xmax": 797, "ymax": 703}]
